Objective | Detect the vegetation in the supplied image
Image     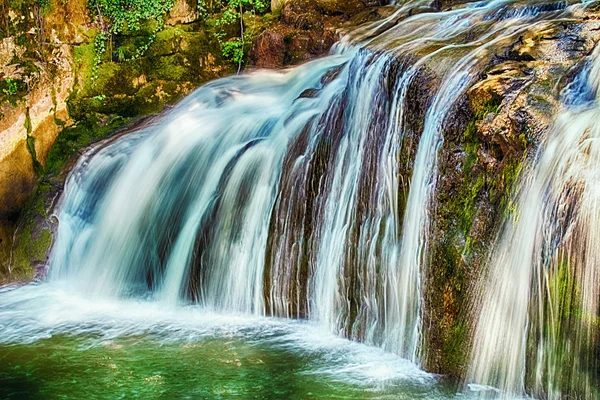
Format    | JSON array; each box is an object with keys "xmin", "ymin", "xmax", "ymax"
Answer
[
  {"xmin": 0, "ymin": 78, "xmax": 24, "ymax": 107},
  {"xmin": 89, "ymin": 0, "xmax": 176, "ymax": 35},
  {"xmin": 425, "ymin": 94, "xmax": 528, "ymax": 377},
  {"xmin": 88, "ymin": 0, "xmax": 177, "ymax": 78},
  {"xmin": 87, "ymin": 0, "xmax": 269, "ymax": 75},
  {"xmin": 1, "ymin": 78, "xmax": 19, "ymax": 96},
  {"xmin": 213, "ymin": 0, "xmax": 268, "ymax": 70}
]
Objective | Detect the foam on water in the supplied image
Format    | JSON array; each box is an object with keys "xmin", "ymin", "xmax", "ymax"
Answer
[{"xmin": 0, "ymin": 282, "xmax": 435, "ymax": 389}]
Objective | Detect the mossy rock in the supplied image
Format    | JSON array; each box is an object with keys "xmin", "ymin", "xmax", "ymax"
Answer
[
  {"xmin": 67, "ymin": 17, "xmax": 230, "ymax": 122},
  {"xmin": 2, "ymin": 181, "xmax": 55, "ymax": 284}
]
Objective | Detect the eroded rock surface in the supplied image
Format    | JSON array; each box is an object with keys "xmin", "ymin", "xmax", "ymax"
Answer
[{"xmin": 422, "ymin": 7, "xmax": 600, "ymax": 377}]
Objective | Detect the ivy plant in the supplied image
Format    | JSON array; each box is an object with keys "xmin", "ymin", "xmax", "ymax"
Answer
[
  {"xmin": 88, "ymin": 0, "xmax": 177, "ymax": 78},
  {"xmin": 89, "ymin": 0, "xmax": 176, "ymax": 35},
  {"xmin": 87, "ymin": 0, "xmax": 270, "ymax": 78},
  {"xmin": 2, "ymin": 78, "xmax": 19, "ymax": 96}
]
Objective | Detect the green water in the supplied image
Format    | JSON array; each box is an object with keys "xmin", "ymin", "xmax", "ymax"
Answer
[
  {"xmin": 0, "ymin": 284, "xmax": 470, "ymax": 399},
  {"xmin": 0, "ymin": 335, "xmax": 460, "ymax": 400}
]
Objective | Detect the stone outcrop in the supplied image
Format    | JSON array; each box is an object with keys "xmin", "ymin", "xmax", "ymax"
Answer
[
  {"xmin": 421, "ymin": 6, "xmax": 600, "ymax": 377},
  {"xmin": 0, "ymin": 0, "xmax": 84, "ymax": 282},
  {"xmin": 250, "ymin": 0, "xmax": 385, "ymax": 68}
]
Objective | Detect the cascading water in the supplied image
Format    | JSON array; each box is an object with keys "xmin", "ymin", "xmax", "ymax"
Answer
[
  {"xmin": 468, "ymin": 41, "xmax": 600, "ymax": 399},
  {"xmin": 1, "ymin": 1, "xmax": 599, "ymax": 398},
  {"xmin": 50, "ymin": 53, "xmax": 358, "ymax": 312},
  {"xmin": 48, "ymin": 0, "xmax": 571, "ymax": 362}
]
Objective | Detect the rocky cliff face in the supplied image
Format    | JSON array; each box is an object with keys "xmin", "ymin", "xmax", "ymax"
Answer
[
  {"xmin": 256, "ymin": 0, "xmax": 600, "ymax": 384},
  {"xmin": 424, "ymin": 19, "xmax": 600, "ymax": 379},
  {"xmin": 0, "ymin": 0, "xmax": 84, "ymax": 281}
]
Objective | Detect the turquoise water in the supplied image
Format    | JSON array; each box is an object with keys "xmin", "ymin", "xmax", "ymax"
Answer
[{"xmin": 0, "ymin": 283, "xmax": 473, "ymax": 399}]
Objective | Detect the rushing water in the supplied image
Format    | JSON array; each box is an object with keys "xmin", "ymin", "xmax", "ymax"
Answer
[
  {"xmin": 468, "ymin": 41, "xmax": 600, "ymax": 399},
  {"xmin": 1, "ymin": 1, "xmax": 599, "ymax": 399}
]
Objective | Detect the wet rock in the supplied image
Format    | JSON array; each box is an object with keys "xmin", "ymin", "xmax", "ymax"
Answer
[
  {"xmin": 298, "ymin": 88, "xmax": 320, "ymax": 98},
  {"xmin": 421, "ymin": 7, "xmax": 600, "ymax": 379},
  {"xmin": 250, "ymin": 0, "xmax": 374, "ymax": 68},
  {"xmin": 281, "ymin": 0, "xmax": 324, "ymax": 30}
]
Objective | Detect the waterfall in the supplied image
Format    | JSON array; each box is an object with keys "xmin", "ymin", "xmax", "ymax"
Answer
[
  {"xmin": 46, "ymin": 0, "xmax": 593, "ymax": 378},
  {"xmin": 50, "ymin": 53, "xmax": 357, "ymax": 311},
  {"xmin": 468, "ymin": 37, "xmax": 600, "ymax": 400}
]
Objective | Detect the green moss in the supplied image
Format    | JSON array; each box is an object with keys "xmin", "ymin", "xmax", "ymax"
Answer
[
  {"xmin": 132, "ymin": 82, "xmax": 171, "ymax": 115},
  {"xmin": 0, "ymin": 78, "xmax": 26, "ymax": 106},
  {"xmin": 459, "ymin": 174, "xmax": 486, "ymax": 235},
  {"xmin": 9, "ymin": 224, "xmax": 51, "ymax": 282},
  {"xmin": 497, "ymin": 158, "xmax": 522, "ymax": 217},
  {"xmin": 44, "ymin": 116, "xmax": 130, "ymax": 177},
  {"xmin": 10, "ymin": 226, "xmax": 36, "ymax": 279},
  {"xmin": 152, "ymin": 25, "xmax": 186, "ymax": 54},
  {"xmin": 529, "ymin": 255, "xmax": 600, "ymax": 396},
  {"xmin": 68, "ymin": 17, "xmax": 229, "ymax": 122},
  {"xmin": 151, "ymin": 54, "xmax": 189, "ymax": 81},
  {"xmin": 473, "ymin": 97, "xmax": 501, "ymax": 120},
  {"xmin": 5, "ymin": 202, "xmax": 53, "ymax": 281},
  {"xmin": 32, "ymin": 180, "xmax": 51, "ymax": 217},
  {"xmin": 427, "ymin": 95, "xmax": 527, "ymax": 376},
  {"xmin": 1, "ymin": 78, "xmax": 19, "ymax": 95},
  {"xmin": 73, "ymin": 42, "xmax": 98, "ymax": 91},
  {"xmin": 463, "ymin": 117, "xmax": 479, "ymax": 167},
  {"xmin": 443, "ymin": 319, "xmax": 468, "ymax": 374},
  {"xmin": 459, "ymin": 118, "xmax": 483, "ymax": 236},
  {"xmin": 459, "ymin": 97, "xmax": 520, "ymax": 233},
  {"xmin": 30, "ymin": 229, "xmax": 52, "ymax": 261}
]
